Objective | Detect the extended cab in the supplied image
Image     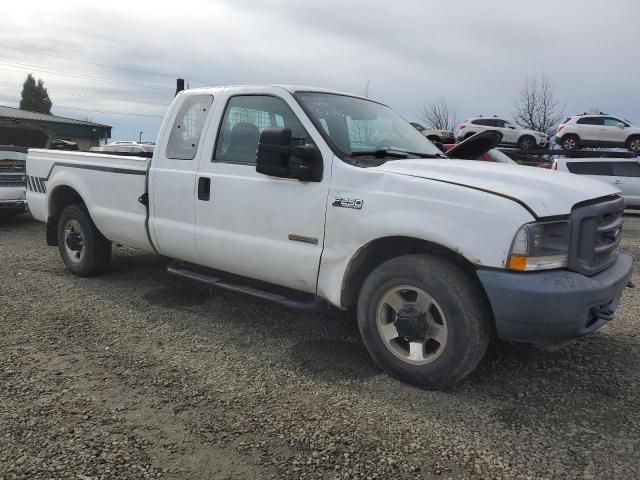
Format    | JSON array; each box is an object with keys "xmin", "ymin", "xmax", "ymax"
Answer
[{"xmin": 27, "ymin": 85, "xmax": 633, "ymax": 388}]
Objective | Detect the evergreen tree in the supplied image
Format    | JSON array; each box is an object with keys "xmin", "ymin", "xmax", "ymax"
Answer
[{"xmin": 19, "ymin": 74, "xmax": 53, "ymax": 114}]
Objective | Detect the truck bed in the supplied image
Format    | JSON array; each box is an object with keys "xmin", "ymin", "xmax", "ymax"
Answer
[{"xmin": 26, "ymin": 149, "xmax": 153, "ymax": 251}]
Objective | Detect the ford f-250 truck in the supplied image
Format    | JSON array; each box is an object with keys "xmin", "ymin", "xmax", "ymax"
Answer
[{"xmin": 27, "ymin": 85, "xmax": 633, "ymax": 388}]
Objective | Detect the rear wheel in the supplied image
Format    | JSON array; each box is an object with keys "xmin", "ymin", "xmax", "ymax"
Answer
[
  {"xmin": 561, "ymin": 134, "xmax": 579, "ymax": 150},
  {"xmin": 57, "ymin": 204, "xmax": 112, "ymax": 276},
  {"xmin": 626, "ymin": 136, "xmax": 640, "ymax": 153},
  {"xmin": 517, "ymin": 135, "xmax": 535, "ymax": 150},
  {"xmin": 357, "ymin": 254, "xmax": 490, "ymax": 388},
  {"xmin": 427, "ymin": 135, "xmax": 440, "ymax": 143}
]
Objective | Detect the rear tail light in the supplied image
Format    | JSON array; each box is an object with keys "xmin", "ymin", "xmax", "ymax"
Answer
[
  {"xmin": 557, "ymin": 124, "xmax": 565, "ymax": 133},
  {"xmin": 552, "ymin": 161, "xmax": 557, "ymax": 170},
  {"xmin": 459, "ymin": 123, "xmax": 466, "ymax": 130}
]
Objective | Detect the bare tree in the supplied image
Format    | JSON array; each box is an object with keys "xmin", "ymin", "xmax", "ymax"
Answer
[
  {"xmin": 418, "ymin": 98, "xmax": 458, "ymax": 131},
  {"xmin": 513, "ymin": 75, "xmax": 564, "ymax": 134}
]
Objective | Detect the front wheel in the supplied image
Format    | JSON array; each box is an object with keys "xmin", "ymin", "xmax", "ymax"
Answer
[
  {"xmin": 626, "ymin": 136, "xmax": 640, "ymax": 154},
  {"xmin": 357, "ymin": 254, "xmax": 490, "ymax": 388},
  {"xmin": 57, "ymin": 204, "xmax": 112, "ymax": 276}
]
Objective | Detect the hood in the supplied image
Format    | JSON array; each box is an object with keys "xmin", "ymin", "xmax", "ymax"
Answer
[
  {"xmin": 375, "ymin": 158, "xmax": 618, "ymax": 218},
  {"xmin": 523, "ymin": 128, "xmax": 547, "ymax": 137}
]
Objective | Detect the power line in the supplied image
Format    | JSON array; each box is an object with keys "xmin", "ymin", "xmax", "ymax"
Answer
[
  {"xmin": 0, "ymin": 43, "xmax": 212, "ymax": 85},
  {"xmin": 0, "ymin": 60, "xmax": 174, "ymax": 90},
  {"xmin": 0, "ymin": 81, "xmax": 170, "ymax": 106},
  {"xmin": 52, "ymin": 104, "xmax": 165, "ymax": 118}
]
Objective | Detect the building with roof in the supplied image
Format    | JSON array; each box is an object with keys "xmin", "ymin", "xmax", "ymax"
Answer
[{"xmin": 0, "ymin": 105, "xmax": 111, "ymax": 151}]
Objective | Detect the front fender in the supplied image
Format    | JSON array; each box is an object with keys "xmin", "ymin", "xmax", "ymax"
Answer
[{"xmin": 316, "ymin": 164, "xmax": 535, "ymax": 307}]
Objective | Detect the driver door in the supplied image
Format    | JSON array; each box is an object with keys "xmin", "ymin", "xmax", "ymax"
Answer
[{"xmin": 194, "ymin": 90, "xmax": 332, "ymax": 293}]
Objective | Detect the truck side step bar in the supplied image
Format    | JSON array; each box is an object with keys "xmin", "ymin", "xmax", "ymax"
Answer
[{"xmin": 166, "ymin": 262, "xmax": 328, "ymax": 313}]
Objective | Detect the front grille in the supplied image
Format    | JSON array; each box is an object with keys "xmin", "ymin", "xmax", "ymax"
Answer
[
  {"xmin": 0, "ymin": 173, "xmax": 26, "ymax": 187},
  {"xmin": 568, "ymin": 195, "xmax": 625, "ymax": 276},
  {"xmin": 0, "ymin": 159, "xmax": 26, "ymax": 174}
]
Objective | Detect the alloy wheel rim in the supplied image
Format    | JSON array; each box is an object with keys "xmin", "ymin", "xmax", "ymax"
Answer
[{"xmin": 376, "ymin": 285, "xmax": 448, "ymax": 365}]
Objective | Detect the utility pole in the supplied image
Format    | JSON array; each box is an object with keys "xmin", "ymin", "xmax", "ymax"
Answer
[{"xmin": 139, "ymin": 131, "xmax": 143, "ymax": 143}]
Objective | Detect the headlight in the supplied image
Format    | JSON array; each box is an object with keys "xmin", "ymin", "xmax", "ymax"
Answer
[{"xmin": 507, "ymin": 221, "xmax": 570, "ymax": 271}]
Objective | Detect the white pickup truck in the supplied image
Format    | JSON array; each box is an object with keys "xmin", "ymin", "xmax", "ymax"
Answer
[{"xmin": 27, "ymin": 85, "xmax": 633, "ymax": 388}]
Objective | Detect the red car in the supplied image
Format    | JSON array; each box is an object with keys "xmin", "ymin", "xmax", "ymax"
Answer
[{"xmin": 444, "ymin": 144, "xmax": 518, "ymax": 164}]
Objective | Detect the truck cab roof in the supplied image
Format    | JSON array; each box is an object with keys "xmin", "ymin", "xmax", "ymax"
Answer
[{"xmin": 184, "ymin": 84, "xmax": 369, "ymax": 100}]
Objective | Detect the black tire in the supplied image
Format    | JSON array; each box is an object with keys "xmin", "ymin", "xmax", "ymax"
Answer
[
  {"xmin": 463, "ymin": 132, "xmax": 475, "ymax": 140},
  {"xmin": 560, "ymin": 134, "xmax": 579, "ymax": 151},
  {"xmin": 357, "ymin": 254, "xmax": 490, "ymax": 388},
  {"xmin": 426, "ymin": 135, "xmax": 440, "ymax": 143},
  {"xmin": 57, "ymin": 204, "xmax": 112, "ymax": 276},
  {"xmin": 517, "ymin": 135, "xmax": 535, "ymax": 150},
  {"xmin": 626, "ymin": 136, "xmax": 640, "ymax": 154}
]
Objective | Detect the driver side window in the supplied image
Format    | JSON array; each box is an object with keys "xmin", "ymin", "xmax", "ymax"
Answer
[{"xmin": 214, "ymin": 95, "xmax": 313, "ymax": 165}]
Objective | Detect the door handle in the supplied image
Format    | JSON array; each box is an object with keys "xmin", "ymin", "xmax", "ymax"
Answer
[
  {"xmin": 614, "ymin": 180, "xmax": 623, "ymax": 184},
  {"xmin": 198, "ymin": 177, "xmax": 211, "ymax": 201}
]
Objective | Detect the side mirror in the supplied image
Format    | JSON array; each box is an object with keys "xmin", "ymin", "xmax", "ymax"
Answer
[
  {"xmin": 256, "ymin": 127, "xmax": 322, "ymax": 182},
  {"xmin": 617, "ymin": 122, "xmax": 626, "ymax": 129}
]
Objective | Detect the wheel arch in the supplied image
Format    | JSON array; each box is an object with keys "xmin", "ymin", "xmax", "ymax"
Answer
[
  {"xmin": 518, "ymin": 133, "xmax": 535, "ymax": 142},
  {"xmin": 626, "ymin": 133, "xmax": 640, "ymax": 147},
  {"xmin": 339, "ymin": 236, "xmax": 487, "ymax": 311},
  {"xmin": 46, "ymin": 185, "xmax": 86, "ymax": 246}
]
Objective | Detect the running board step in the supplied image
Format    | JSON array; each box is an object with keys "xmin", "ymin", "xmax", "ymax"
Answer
[{"xmin": 166, "ymin": 263, "xmax": 328, "ymax": 313}]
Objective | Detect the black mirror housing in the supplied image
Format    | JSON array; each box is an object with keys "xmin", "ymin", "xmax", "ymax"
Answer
[{"xmin": 256, "ymin": 127, "xmax": 322, "ymax": 182}]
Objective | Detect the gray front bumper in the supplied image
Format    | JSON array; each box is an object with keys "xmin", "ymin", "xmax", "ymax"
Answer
[{"xmin": 477, "ymin": 251, "xmax": 633, "ymax": 344}]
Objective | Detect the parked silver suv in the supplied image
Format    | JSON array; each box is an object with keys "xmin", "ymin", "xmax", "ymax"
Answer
[
  {"xmin": 457, "ymin": 117, "xmax": 549, "ymax": 150},
  {"xmin": 552, "ymin": 156, "xmax": 640, "ymax": 209},
  {"xmin": 555, "ymin": 114, "xmax": 640, "ymax": 153}
]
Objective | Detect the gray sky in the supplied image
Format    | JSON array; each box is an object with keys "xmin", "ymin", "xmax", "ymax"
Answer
[{"xmin": 1, "ymin": 0, "xmax": 638, "ymax": 141}]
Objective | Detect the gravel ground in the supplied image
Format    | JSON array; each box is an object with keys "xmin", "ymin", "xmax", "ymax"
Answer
[{"xmin": 1, "ymin": 213, "xmax": 639, "ymax": 480}]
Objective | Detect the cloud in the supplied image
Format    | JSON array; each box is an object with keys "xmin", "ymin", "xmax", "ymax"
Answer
[{"xmin": 0, "ymin": 0, "xmax": 638, "ymax": 140}]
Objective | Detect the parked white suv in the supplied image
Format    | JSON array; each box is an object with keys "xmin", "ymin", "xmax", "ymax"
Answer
[
  {"xmin": 552, "ymin": 157, "xmax": 640, "ymax": 209},
  {"xmin": 555, "ymin": 114, "xmax": 640, "ymax": 153},
  {"xmin": 457, "ymin": 117, "xmax": 549, "ymax": 150},
  {"xmin": 409, "ymin": 122, "xmax": 455, "ymax": 144}
]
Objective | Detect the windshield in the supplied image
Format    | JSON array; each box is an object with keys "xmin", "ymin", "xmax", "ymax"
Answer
[{"xmin": 295, "ymin": 92, "xmax": 444, "ymax": 161}]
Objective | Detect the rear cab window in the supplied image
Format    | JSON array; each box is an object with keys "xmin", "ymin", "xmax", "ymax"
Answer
[{"xmin": 166, "ymin": 94, "xmax": 214, "ymax": 160}]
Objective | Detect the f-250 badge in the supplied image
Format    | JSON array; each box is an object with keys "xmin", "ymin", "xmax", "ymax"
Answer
[{"xmin": 332, "ymin": 197, "xmax": 363, "ymax": 209}]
